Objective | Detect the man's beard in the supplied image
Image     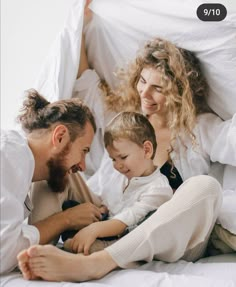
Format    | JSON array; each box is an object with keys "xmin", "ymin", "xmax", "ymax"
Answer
[{"xmin": 46, "ymin": 143, "xmax": 71, "ymax": 193}]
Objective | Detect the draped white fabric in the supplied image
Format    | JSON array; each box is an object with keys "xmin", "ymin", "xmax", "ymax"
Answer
[{"xmin": 34, "ymin": 0, "xmax": 236, "ymax": 120}]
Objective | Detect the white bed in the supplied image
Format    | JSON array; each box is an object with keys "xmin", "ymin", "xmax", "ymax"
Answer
[
  {"xmin": 1, "ymin": 254, "xmax": 236, "ymax": 287},
  {"xmin": 1, "ymin": 0, "xmax": 235, "ymax": 286}
]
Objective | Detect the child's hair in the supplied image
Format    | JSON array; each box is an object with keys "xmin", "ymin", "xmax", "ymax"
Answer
[
  {"xmin": 17, "ymin": 89, "xmax": 96, "ymax": 141},
  {"xmin": 104, "ymin": 111, "xmax": 157, "ymax": 159}
]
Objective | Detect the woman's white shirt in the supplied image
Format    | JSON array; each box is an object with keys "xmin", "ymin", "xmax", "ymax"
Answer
[{"xmin": 172, "ymin": 113, "xmax": 236, "ymax": 181}]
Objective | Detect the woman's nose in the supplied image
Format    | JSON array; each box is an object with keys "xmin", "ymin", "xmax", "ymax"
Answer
[{"xmin": 140, "ymin": 86, "xmax": 151, "ymax": 99}]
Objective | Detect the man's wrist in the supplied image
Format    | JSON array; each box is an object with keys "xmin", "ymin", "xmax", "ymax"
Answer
[{"xmin": 61, "ymin": 209, "xmax": 74, "ymax": 230}]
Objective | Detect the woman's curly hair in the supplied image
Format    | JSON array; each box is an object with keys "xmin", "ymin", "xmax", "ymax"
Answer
[{"xmin": 102, "ymin": 37, "xmax": 211, "ymax": 142}]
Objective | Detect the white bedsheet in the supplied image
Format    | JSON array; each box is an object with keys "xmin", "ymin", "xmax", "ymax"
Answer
[{"xmin": 1, "ymin": 254, "xmax": 236, "ymax": 287}]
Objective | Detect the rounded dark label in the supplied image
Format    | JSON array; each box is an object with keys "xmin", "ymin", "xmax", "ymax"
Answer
[{"xmin": 197, "ymin": 3, "xmax": 227, "ymax": 21}]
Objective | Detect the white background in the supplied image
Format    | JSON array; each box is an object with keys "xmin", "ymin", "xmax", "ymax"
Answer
[{"xmin": 1, "ymin": 0, "xmax": 74, "ymax": 129}]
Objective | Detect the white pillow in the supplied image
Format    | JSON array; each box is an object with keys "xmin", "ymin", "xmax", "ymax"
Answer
[
  {"xmin": 217, "ymin": 166, "xmax": 236, "ymax": 234},
  {"xmin": 217, "ymin": 189, "xmax": 236, "ymax": 234}
]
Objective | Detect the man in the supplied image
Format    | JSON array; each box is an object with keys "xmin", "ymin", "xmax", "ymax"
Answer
[{"xmin": 0, "ymin": 89, "xmax": 103, "ymax": 274}]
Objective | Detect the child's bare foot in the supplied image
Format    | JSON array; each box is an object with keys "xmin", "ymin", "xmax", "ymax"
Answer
[{"xmin": 25, "ymin": 244, "xmax": 117, "ymax": 282}]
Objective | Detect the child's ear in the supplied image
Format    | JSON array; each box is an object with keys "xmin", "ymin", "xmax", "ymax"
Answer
[{"xmin": 143, "ymin": 141, "xmax": 153, "ymax": 159}]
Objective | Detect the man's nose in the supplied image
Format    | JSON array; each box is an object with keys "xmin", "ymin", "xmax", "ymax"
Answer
[{"xmin": 78, "ymin": 158, "xmax": 86, "ymax": 172}]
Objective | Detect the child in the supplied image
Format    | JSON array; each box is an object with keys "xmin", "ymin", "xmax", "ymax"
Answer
[{"xmin": 64, "ymin": 112, "xmax": 173, "ymax": 255}]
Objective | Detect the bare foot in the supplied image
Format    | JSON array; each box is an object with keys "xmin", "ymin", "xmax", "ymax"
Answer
[
  {"xmin": 17, "ymin": 249, "xmax": 38, "ymax": 280},
  {"xmin": 26, "ymin": 244, "xmax": 117, "ymax": 282}
]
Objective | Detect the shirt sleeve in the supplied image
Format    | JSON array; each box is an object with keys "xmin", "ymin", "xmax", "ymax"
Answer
[
  {"xmin": 113, "ymin": 186, "xmax": 173, "ymax": 227},
  {"xmin": 0, "ymin": 140, "xmax": 40, "ymax": 274},
  {"xmin": 197, "ymin": 113, "xmax": 236, "ymax": 166},
  {"xmin": 0, "ymin": 189, "xmax": 40, "ymax": 274}
]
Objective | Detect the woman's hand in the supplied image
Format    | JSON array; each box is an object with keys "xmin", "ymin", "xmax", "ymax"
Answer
[
  {"xmin": 84, "ymin": 0, "xmax": 93, "ymax": 27},
  {"xmin": 77, "ymin": 0, "xmax": 92, "ymax": 78}
]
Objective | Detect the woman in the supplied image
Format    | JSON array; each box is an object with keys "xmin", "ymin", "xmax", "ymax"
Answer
[{"xmin": 17, "ymin": 10, "xmax": 235, "ymax": 283}]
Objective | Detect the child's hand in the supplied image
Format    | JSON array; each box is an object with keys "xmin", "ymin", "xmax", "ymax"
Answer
[
  {"xmin": 69, "ymin": 225, "xmax": 97, "ymax": 255},
  {"xmin": 63, "ymin": 238, "xmax": 73, "ymax": 252}
]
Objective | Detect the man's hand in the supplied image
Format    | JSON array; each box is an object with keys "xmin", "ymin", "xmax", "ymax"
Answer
[
  {"xmin": 64, "ymin": 202, "xmax": 102, "ymax": 230},
  {"xmin": 32, "ymin": 202, "xmax": 102, "ymax": 245}
]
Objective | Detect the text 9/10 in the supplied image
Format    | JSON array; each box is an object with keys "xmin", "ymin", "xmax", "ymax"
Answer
[{"xmin": 197, "ymin": 4, "xmax": 227, "ymax": 21}]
